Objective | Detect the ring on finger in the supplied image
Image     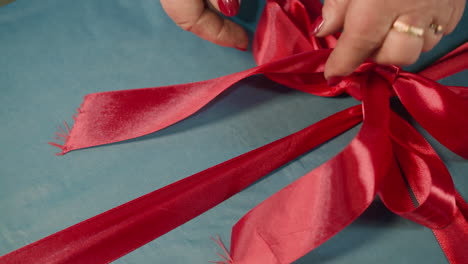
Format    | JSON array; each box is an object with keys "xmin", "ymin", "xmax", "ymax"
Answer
[
  {"xmin": 429, "ymin": 23, "xmax": 444, "ymax": 35},
  {"xmin": 392, "ymin": 20, "xmax": 424, "ymax": 38}
]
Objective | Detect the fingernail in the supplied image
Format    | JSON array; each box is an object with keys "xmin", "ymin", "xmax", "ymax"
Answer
[
  {"xmin": 327, "ymin": 76, "xmax": 342, "ymax": 87},
  {"xmin": 235, "ymin": 46, "xmax": 247, "ymax": 51},
  {"xmin": 218, "ymin": 0, "xmax": 240, "ymax": 17},
  {"xmin": 311, "ymin": 15, "xmax": 324, "ymax": 35}
]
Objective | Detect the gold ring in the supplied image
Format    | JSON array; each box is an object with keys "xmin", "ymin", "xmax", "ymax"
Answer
[
  {"xmin": 429, "ymin": 23, "xmax": 444, "ymax": 35},
  {"xmin": 392, "ymin": 20, "xmax": 424, "ymax": 38}
]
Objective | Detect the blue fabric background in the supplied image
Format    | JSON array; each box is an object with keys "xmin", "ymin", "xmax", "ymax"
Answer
[{"xmin": 0, "ymin": 1, "xmax": 467, "ymax": 263}]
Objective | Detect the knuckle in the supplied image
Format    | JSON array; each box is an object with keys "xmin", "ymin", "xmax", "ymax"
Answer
[
  {"xmin": 174, "ymin": 11, "xmax": 206, "ymax": 32},
  {"xmin": 214, "ymin": 20, "xmax": 228, "ymax": 42},
  {"xmin": 344, "ymin": 23, "xmax": 385, "ymax": 47},
  {"xmin": 346, "ymin": 33, "xmax": 382, "ymax": 52},
  {"xmin": 176, "ymin": 20, "xmax": 195, "ymax": 31}
]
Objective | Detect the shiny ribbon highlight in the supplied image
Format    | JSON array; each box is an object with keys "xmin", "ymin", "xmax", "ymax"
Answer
[{"xmin": 2, "ymin": 0, "xmax": 467, "ymax": 263}]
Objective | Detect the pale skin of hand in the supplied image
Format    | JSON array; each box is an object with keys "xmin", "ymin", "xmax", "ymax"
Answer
[{"xmin": 161, "ymin": 0, "xmax": 466, "ymax": 80}]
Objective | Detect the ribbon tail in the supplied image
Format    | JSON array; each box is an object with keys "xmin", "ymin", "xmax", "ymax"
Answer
[
  {"xmin": 418, "ymin": 42, "xmax": 468, "ymax": 80},
  {"xmin": 51, "ymin": 68, "xmax": 256, "ymax": 154},
  {"xmin": 1, "ymin": 105, "xmax": 362, "ymax": 264},
  {"xmin": 381, "ymin": 112, "xmax": 466, "ymax": 263},
  {"xmin": 380, "ymin": 111, "xmax": 457, "ymax": 227},
  {"xmin": 432, "ymin": 191, "xmax": 468, "ymax": 264},
  {"xmin": 52, "ymin": 47, "xmax": 335, "ymax": 155},
  {"xmin": 229, "ymin": 138, "xmax": 381, "ymax": 264},
  {"xmin": 229, "ymin": 74, "xmax": 392, "ymax": 264}
]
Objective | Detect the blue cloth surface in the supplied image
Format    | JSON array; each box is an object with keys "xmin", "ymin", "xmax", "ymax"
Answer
[{"xmin": 0, "ymin": 1, "xmax": 467, "ymax": 263}]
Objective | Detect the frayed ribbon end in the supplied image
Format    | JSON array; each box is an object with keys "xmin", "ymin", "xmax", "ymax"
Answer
[
  {"xmin": 49, "ymin": 121, "xmax": 72, "ymax": 155},
  {"xmin": 210, "ymin": 235, "xmax": 234, "ymax": 264}
]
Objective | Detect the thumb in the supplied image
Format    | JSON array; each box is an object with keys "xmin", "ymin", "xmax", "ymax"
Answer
[
  {"xmin": 315, "ymin": 0, "xmax": 350, "ymax": 37},
  {"xmin": 161, "ymin": 0, "xmax": 247, "ymax": 50}
]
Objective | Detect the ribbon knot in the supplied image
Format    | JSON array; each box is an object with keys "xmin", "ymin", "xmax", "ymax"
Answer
[
  {"xmin": 2, "ymin": 0, "xmax": 466, "ymax": 264},
  {"xmin": 373, "ymin": 64, "xmax": 401, "ymax": 84},
  {"xmin": 310, "ymin": 63, "xmax": 401, "ymax": 101}
]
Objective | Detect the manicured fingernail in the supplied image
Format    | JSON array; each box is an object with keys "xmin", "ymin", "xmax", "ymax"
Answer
[
  {"xmin": 311, "ymin": 15, "xmax": 324, "ymax": 35},
  {"xmin": 235, "ymin": 46, "xmax": 247, "ymax": 51},
  {"xmin": 327, "ymin": 76, "xmax": 342, "ymax": 87},
  {"xmin": 218, "ymin": 0, "xmax": 240, "ymax": 17}
]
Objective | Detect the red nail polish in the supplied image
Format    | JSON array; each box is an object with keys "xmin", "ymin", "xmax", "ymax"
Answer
[
  {"xmin": 311, "ymin": 15, "xmax": 324, "ymax": 35},
  {"xmin": 218, "ymin": 0, "xmax": 240, "ymax": 17},
  {"xmin": 327, "ymin": 76, "xmax": 342, "ymax": 87}
]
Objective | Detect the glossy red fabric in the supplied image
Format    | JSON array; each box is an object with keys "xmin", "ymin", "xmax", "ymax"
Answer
[
  {"xmin": 1, "ymin": 105, "xmax": 363, "ymax": 264},
  {"xmin": 2, "ymin": 0, "xmax": 467, "ymax": 263}
]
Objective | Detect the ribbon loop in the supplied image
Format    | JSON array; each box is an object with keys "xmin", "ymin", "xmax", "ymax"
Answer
[
  {"xmin": 6, "ymin": 0, "xmax": 465, "ymax": 264},
  {"xmin": 379, "ymin": 112, "xmax": 457, "ymax": 229},
  {"xmin": 374, "ymin": 64, "xmax": 401, "ymax": 85}
]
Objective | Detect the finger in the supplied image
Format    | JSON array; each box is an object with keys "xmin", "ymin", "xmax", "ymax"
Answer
[
  {"xmin": 446, "ymin": 0, "xmax": 466, "ymax": 34},
  {"xmin": 315, "ymin": 0, "xmax": 351, "ymax": 37},
  {"xmin": 422, "ymin": 0, "xmax": 452, "ymax": 51},
  {"xmin": 160, "ymin": 0, "xmax": 248, "ymax": 49},
  {"xmin": 422, "ymin": 31, "xmax": 443, "ymax": 52},
  {"xmin": 324, "ymin": 0, "xmax": 395, "ymax": 79},
  {"xmin": 373, "ymin": 14, "xmax": 427, "ymax": 65}
]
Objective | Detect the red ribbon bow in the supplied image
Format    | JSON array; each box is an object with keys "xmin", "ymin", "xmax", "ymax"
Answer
[{"xmin": 2, "ymin": 0, "xmax": 467, "ymax": 263}]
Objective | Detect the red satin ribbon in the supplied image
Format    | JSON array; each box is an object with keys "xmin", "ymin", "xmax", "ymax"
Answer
[{"xmin": 2, "ymin": 0, "xmax": 467, "ymax": 263}]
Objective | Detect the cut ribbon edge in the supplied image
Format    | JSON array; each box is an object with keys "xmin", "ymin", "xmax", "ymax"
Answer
[
  {"xmin": 13, "ymin": 0, "xmax": 468, "ymax": 263},
  {"xmin": 2, "ymin": 105, "xmax": 363, "ymax": 264}
]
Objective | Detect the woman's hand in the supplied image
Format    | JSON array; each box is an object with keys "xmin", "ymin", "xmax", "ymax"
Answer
[
  {"xmin": 161, "ymin": 0, "xmax": 465, "ymax": 83},
  {"xmin": 317, "ymin": 0, "xmax": 466, "ymax": 83},
  {"xmin": 160, "ymin": 0, "xmax": 248, "ymax": 50}
]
